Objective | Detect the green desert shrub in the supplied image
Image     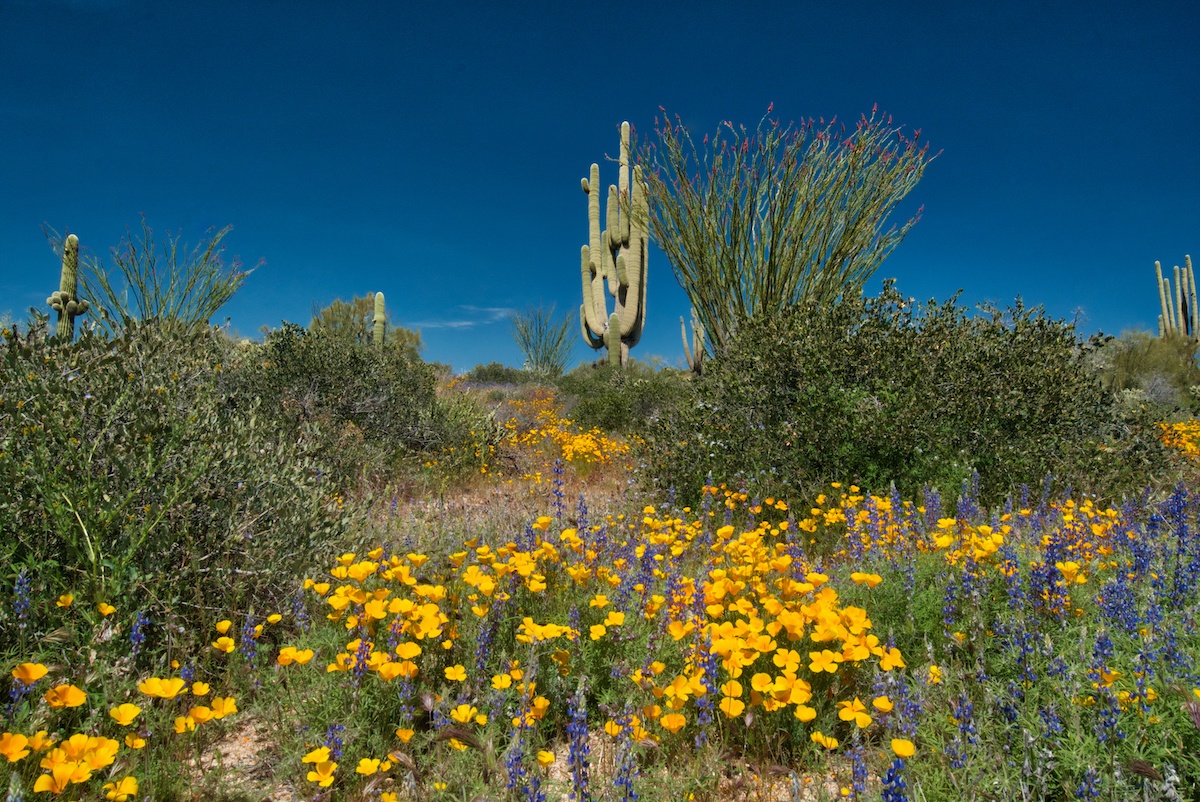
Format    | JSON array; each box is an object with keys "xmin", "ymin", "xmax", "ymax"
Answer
[
  {"xmin": 554, "ymin": 359, "xmax": 694, "ymax": 434},
  {"xmin": 0, "ymin": 318, "xmax": 361, "ymax": 647},
  {"xmin": 226, "ymin": 321, "xmax": 441, "ymax": 482},
  {"xmin": 462, "ymin": 361, "xmax": 541, "ymax": 386},
  {"xmin": 642, "ymin": 281, "xmax": 1169, "ymax": 506}
]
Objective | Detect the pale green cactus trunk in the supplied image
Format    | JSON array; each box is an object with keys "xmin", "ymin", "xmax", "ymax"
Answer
[
  {"xmin": 579, "ymin": 121, "xmax": 648, "ymax": 367},
  {"xmin": 47, "ymin": 234, "xmax": 89, "ymax": 342},
  {"xmin": 373, "ymin": 292, "xmax": 386, "ymax": 350},
  {"xmin": 1156, "ymin": 256, "xmax": 1196, "ymax": 338},
  {"xmin": 681, "ymin": 307, "xmax": 704, "ymax": 373}
]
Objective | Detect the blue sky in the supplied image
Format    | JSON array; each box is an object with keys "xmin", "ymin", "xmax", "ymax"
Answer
[{"xmin": 2, "ymin": 1, "xmax": 1197, "ymax": 372}]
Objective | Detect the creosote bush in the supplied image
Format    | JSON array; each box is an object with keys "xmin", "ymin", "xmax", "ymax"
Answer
[
  {"xmin": 554, "ymin": 359, "xmax": 693, "ymax": 435},
  {"xmin": 642, "ymin": 281, "xmax": 1171, "ymax": 506},
  {"xmin": 0, "ymin": 318, "xmax": 360, "ymax": 646}
]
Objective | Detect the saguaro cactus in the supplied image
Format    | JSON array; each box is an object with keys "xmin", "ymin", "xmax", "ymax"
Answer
[
  {"xmin": 1155, "ymin": 255, "xmax": 1196, "ymax": 337},
  {"xmin": 47, "ymin": 234, "xmax": 89, "ymax": 342},
  {"xmin": 579, "ymin": 121, "xmax": 648, "ymax": 367},
  {"xmin": 373, "ymin": 292, "xmax": 386, "ymax": 350},
  {"xmin": 681, "ymin": 307, "xmax": 704, "ymax": 374}
]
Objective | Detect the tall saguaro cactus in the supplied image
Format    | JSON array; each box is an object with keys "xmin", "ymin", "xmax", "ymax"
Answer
[
  {"xmin": 579, "ymin": 121, "xmax": 648, "ymax": 367},
  {"xmin": 1155, "ymin": 255, "xmax": 1196, "ymax": 338},
  {"xmin": 47, "ymin": 234, "xmax": 89, "ymax": 342},
  {"xmin": 373, "ymin": 292, "xmax": 386, "ymax": 350}
]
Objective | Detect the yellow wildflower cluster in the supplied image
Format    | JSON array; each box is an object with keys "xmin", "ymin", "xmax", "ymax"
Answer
[
  {"xmin": 1160, "ymin": 419, "xmax": 1200, "ymax": 460},
  {"xmin": 2, "ymin": 655, "xmax": 237, "ymax": 797},
  {"xmin": 505, "ymin": 391, "xmax": 629, "ymax": 469}
]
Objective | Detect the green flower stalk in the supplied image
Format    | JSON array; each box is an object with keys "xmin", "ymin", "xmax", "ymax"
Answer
[
  {"xmin": 47, "ymin": 233, "xmax": 89, "ymax": 341},
  {"xmin": 579, "ymin": 121, "xmax": 649, "ymax": 367}
]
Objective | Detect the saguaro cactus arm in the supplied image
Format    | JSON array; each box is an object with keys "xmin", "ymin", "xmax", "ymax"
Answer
[
  {"xmin": 1157, "ymin": 261, "xmax": 1172, "ymax": 334},
  {"xmin": 47, "ymin": 233, "xmax": 89, "ymax": 341}
]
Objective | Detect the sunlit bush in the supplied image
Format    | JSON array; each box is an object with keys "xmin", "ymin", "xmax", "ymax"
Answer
[
  {"xmin": 643, "ymin": 281, "xmax": 1169, "ymax": 506},
  {"xmin": 0, "ymin": 319, "xmax": 359, "ymax": 643}
]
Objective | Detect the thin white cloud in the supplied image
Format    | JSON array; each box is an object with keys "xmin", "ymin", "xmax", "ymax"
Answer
[{"xmin": 408, "ymin": 305, "xmax": 512, "ymax": 329}]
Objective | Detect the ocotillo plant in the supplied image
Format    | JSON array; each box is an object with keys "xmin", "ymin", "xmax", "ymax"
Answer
[
  {"xmin": 1155, "ymin": 255, "xmax": 1196, "ymax": 337},
  {"xmin": 373, "ymin": 291, "xmax": 386, "ymax": 350},
  {"xmin": 579, "ymin": 121, "xmax": 648, "ymax": 367},
  {"xmin": 47, "ymin": 233, "xmax": 89, "ymax": 341}
]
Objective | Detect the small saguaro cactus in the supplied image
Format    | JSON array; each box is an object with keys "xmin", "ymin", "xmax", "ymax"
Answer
[
  {"xmin": 1155, "ymin": 255, "xmax": 1196, "ymax": 338},
  {"xmin": 579, "ymin": 121, "xmax": 649, "ymax": 367},
  {"xmin": 373, "ymin": 292, "xmax": 386, "ymax": 350},
  {"xmin": 47, "ymin": 233, "xmax": 89, "ymax": 342},
  {"xmin": 681, "ymin": 306, "xmax": 704, "ymax": 374}
]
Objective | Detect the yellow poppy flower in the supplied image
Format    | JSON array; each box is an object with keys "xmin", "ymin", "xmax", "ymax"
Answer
[
  {"xmin": 97, "ymin": 603, "xmax": 116, "ymax": 616},
  {"xmin": 212, "ymin": 637, "xmax": 235, "ymax": 653},
  {"xmin": 214, "ymin": 620, "xmax": 232, "ymax": 634},
  {"xmin": 124, "ymin": 734, "xmax": 146, "ymax": 749},
  {"xmin": 306, "ymin": 760, "xmax": 337, "ymax": 787},
  {"xmin": 210, "ymin": 697, "xmax": 238, "ymax": 718},
  {"xmin": 56, "ymin": 593, "xmax": 74, "ymax": 608},
  {"xmin": 536, "ymin": 750, "xmax": 555, "ymax": 768},
  {"xmin": 396, "ymin": 728, "xmax": 415, "ymax": 743},
  {"xmin": 302, "ymin": 747, "xmax": 331, "ymax": 764},
  {"xmin": 659, "ymin": 713, "xmax": 686, "ymax": 733},
  {"xmin": 28, "ymin": 731, "xmax": 55, "ymax": 752},
  {"xmin": 11, "ymin": 662, "xmax": 48, "ymax": 684},
  {"xmin": 191, "ymin": 682, "xmax": 210, "ymax": 696},
  {"xmin": 891, "ymin": 738, "xmax": 915, "ymax": 758},
  {"xmin": 0, "ymin": 733, "xmax": 30, "ymax": 762},
  {"xmin": 44, "ymin": 684, "xmax": 86, "ymax": 708},
  {"xmin": 33, "ymin": 761, "xmax": 91, "ymax": 794},
  {"xmin": 108, "ymin": 703, "xmax": 141, "ymax": 726},
  {"xmin": 793, "ymin": 705, "xmax": 817, "ymax": 722},
  {"xmin": 188, "ymin": 706, "xmax": 214, "ymax": 724},
  {"xmin": 138, "ymin": 677, "xmax": 186, "ymax": 699},
  {"xmin": 719, "ymin": 697, "xmax": 745, "ymax": 717},
  {"xmin": 444, "ymin": 665, "xmax": 466, "ymax": 682},
  {"xmin": 102, "ymin": 776, "xmax": 139, "ymax": 801},
  {"xmin": 356, "ymin": 758, "xmax": 381, "ymax": 775}
]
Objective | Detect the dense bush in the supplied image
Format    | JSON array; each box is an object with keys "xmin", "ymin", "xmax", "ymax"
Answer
[
  {"xmin": 642, "ymin": 281, "xmax": 1172, "ymax": 505},
  {"xmin": 226, "ymin": 324, "xmax": 508, "ymax": 486},
  {"xmin": 0, "ymin": 318, "xmax": 361, "ymax": 647},
  {"xmin": 224, "ymin": 322, "xmax": 443, "ymax": 482},
  {"xmin": 554, "ymin": 359, "xmax": 694, "ymax": 434},
  {"xmin": 462, "ymin": 361, "xmax": 542, "ymax": 386}
]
